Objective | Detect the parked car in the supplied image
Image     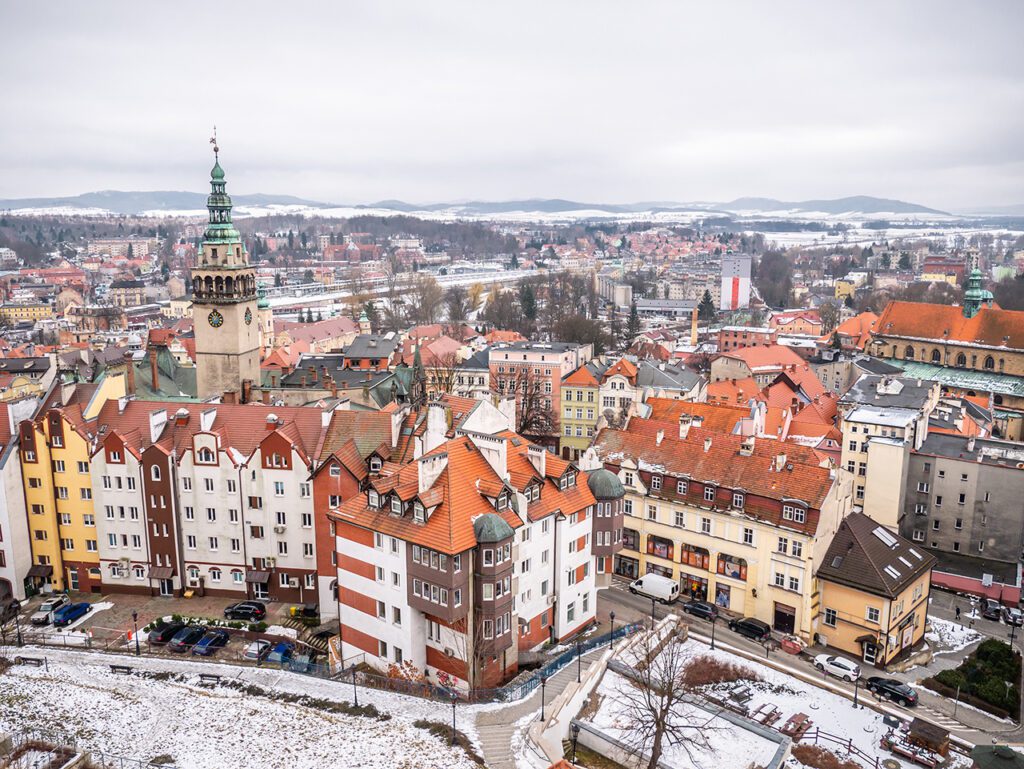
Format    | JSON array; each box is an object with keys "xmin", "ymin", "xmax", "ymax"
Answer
[
  {"xmin": 224, "ymin": 601, "xmax": 267, "ymax": 622},
  {"xmin": 0, "ymin": 597, "xmax": 22, "ymax": 625},
  {"xmin": 192, "ymin": 628, "xmax": 231, "ymax": 656},
  {"xmin": 52, "ymin": 602, "xmax": 92, "ymax": 628},
  {"xmin": 148, "ymin": 622, "xmax": 186, "ymax": 646},
  {"xmin": 681, "ymin": 600, "xmax": 718, "ymax": 621},
  {"xmin": 981, "ymin": 598, "xmax": 1003, "ymax": 621},
  {"xmin": 1002, "ymin": 607, "xmax": 1024, "ymax": 626},
  {"xmin": 727, "ymin": 617, "xmax": 772, "ymax": 641},
  {"xmin": 264, "ymin": 641, "xmax": 295, "ymax": 666},
  {"xmin": 814, "ymin": 654, "xmax": 861, "ymax": 682},
  {"xmin": 866, "ymin": 677, "xmax": 918, "ymax": 706},
  {"xmin": 243, "ymin": 639, "xmax": 271, "ymax": 661},
  {"xmin": 167, "ymin": 625, "xmax": 207, "ymax": 652},
  {"xmin": 628, "ymin": 573, "xmax": 680, "ymax": 604},
  {"xmin": 30, "ymin": 595, "xmax": 71, "ymax": 626}
]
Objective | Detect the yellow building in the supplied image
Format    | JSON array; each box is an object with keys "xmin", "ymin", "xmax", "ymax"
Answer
[
  {"xmin": 559, "ymin": 362, "xmax": 604, "ymax": 460},
  {"xmin": 815, "ymin": 512, "xmax": 934, "ymax": 667},
  {"xmin": 20, "ymin": 374, "xmax": 127, "ymax": 593},
  {"xmin": 834, "ymin": 279, "xmax": 857, "ymax": 301},
  {"xmin": 592, "ymin": 427, "xmax": 854, "ymax": 640},
  {"xmin": 0, "ymin": 302, "xmax": 53, "ymax": 324}
]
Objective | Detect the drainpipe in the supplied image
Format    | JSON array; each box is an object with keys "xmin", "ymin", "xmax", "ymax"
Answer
[
  {"xmin": 237, "ymin": 462, "xmax": 250, "ymax": 600},
  {"xmin": 136, "ymin": 458, "xmax": 151, "ymax": 597},
  {"xmin": 550, "ymin": 511, "xmax": 564, "ymax": 643},
  {"xmin": 168, "ymin": 450, "xmax": 187, "ymax": 597}
]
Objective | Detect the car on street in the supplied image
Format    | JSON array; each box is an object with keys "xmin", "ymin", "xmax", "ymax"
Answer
[
  {"xmin": 1, "ymin": 597, "xmax": 22, "ymax": 625},
  {"xmin": 263, "ymin": 641, "xmax": 295, "ymax": 666},
  {"xmin": 224, "ymin": 601, "xmax": 267, "ymax": 622},
  {"xmin": 148, "ymin": 622, "xmax": 186, "ymax": 645},
  {"xmin": 52, "ymin": 602, "xmax": 92, "ymax": 628},
  {"xmin": 866, "ymin": 677, "xmax": 918, "ymax": 706},
  {"xmin": 814, "ymin": 654, "xmax": 861, "ymax": 682},
  {"xmin": 981, "ymin": 598, "xmax": 1003, "ymax": 621},
  {"xmin": 727, "ymin": 617, "xmax": 772, "ymax": 641},
  {"xmin": 681, "ymin": 600, "xmax": 718, "ymax": 621},
  {"xmin": 628, "ymin": 573, "xmax": 680, "ymax": 604},
  {"xmin": 243, "ymin": 639, "xmax": 271, "ymax": 661},
  {"xmin": 30, "ymin": 595, "xmax": 70, "ymax": 626},
  {"xmin": 167, "ymin": 625, "xmax": 207, "ymax": 652},
  {"xmin": 192, "ymin": 628, "xmax": 231, "ymax": 656},
  {"xmin": 1002, "ymin": 607, "xmax": 1024, "ymax": 626}
]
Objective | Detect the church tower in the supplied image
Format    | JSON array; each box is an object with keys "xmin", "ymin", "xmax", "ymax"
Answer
[{"xmin": 192, "ymin": 138, "xmax": 260, "ymax": 399}]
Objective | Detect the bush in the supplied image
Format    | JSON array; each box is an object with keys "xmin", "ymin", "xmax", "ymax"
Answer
[
  {"xmin": 924, "ymin": 639, "xmax": 1020, "ymax": 721},
  {"xmin": 681, "ymin": 655, "xmax": 761, "ymax": 689},
  {"xmin": 248, "ymin": 621, "xmax": 268, "ymax": 633},
  {"xmin": 934, "ymin": 669, "xmax": 967, "ymax": 690},
  {"xmin": 791, "ymin": 744, "xmax": 861, "ymax": 769}
]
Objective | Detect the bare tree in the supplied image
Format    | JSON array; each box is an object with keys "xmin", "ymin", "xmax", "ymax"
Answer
[
  {"xmin": 507, "ymin": 365, "xmax": 556, "ymax": 438},
  {"xmin": 409, "ymin": 274, "xmax": 445, "ymax": 324},
  {"xmin": 445, "ymin": 285, "xmax": 469, "ymax": 323},
  {"xmin": 429, "ymin": 351, "xmax": 462, "ymax": 397},
  {"xmin": 818, "ymin": 300, "xmax": 840, "ymax": 334},
  {"xmin": 618, "ymin": 629, "xmax": 724, "ymax": 769}
]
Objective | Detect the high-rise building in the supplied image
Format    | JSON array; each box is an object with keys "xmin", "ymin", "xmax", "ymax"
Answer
[
  {"xmin": 720, "ymin": 253, "xmax": 752, "ymax": 310},
  {"xmin": 192, "ymin": 145, "xmax": 260, "ymax": 399}
]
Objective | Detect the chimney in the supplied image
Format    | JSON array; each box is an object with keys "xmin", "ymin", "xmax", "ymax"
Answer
[
  {"xmin": 174, "ymin": 407, "xmax": 190, "ymax": 426},
  {"xmin": 241, "ymin": 379, "xmax": 252, "ymax": 405},
  {"xmin": 423, "ymin": 403, "xmax": 448, "ymax": 455},
  {"xmin": 967, "ymin": 435, "xmax": 976, "ymax": 453},
  {"xmin": 740, "ymin": 436, "xmax": 755, "ymax": 456},
  {"xmin": 678, "ymin": 414, "xmax": 692, "ymax": 439},
  {"xmin": 527, "ymin": 443, "xmax": 547, "ymax": 477},
  {"xmin": 262, "ymin": 389, "xmax": 271, "ymax": 405},
  {"xmin": 121, "ymin": 350, "xmax": 136, "ymax": 395},
  {"xmin": 266, "ymin": 413, "xmax": 279, "ymax": 430},
  {"xmin": 150, "ymin": 347, "xmax": 159, "ymax": 391},
  {"xmin": 775, "ymin": 452, "xmax": 787, "ymax": 472},
  {"xmin": 222, "ymin": 390, "xmax": 237, "ymax": 405},
  {"xmin": 417, "ymin": 452, "xmax": 449, "ymax": 493},
  {"xmin": 703, "ymin": 436, "xmax": 712, "ymax": 453}
]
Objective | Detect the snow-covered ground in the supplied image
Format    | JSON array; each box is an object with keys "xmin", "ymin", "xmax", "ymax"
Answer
[
  {"xmin": 584, "ymin": 639, "xmax": 973, "ymax": 769},
  {"xmin": 0, "ymin": 648, "xmax": 478, "ymax": 769},
  {"xmin": 925, "ymin": 617, "xmax": 983, "ymax": 656}
]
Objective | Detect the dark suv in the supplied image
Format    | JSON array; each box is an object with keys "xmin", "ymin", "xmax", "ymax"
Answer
[
  {"xmin": 224, "ymin": 601, "xmax": 267, "ymax": 622},
  {"xmin": 681, "ymin": 600, "xmax": 718, "ymax": 621},
  {"xmin": 728, "ymin": 617, "xmax": 772, "ymax": 641},
  {"xmin": 981, "ymin": 598, "xmax": 1003, "ymax": 621}
]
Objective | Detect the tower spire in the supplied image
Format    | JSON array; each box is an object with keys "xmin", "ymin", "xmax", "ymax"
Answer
[{"xmin": 210, "ymin": 125, "xmax": 219, "ymax": 160}]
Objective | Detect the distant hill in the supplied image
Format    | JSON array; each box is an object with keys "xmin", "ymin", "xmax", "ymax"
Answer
[
  {"xmin": 721, "ymin": 195, "xmax": 948, "ymax": 216},
  {"xmin": 0, "ymin": 191, "xmax": 951, "ymax": 218},
  {"xmin": 0, "ymin": 190, "xmax": 328, "ymax": 215}
]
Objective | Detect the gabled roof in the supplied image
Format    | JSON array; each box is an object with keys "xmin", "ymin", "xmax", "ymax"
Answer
[
  {"xmin": 816, "ymin": 512, "xmax": 935, "ymax": 598},
  {"xmin": 719, "ymin": 344, "xmax": 806, "ymax": 372},
  {"xmin": 602, "ymin": 358, "xmax": 638, "ymax": 385},
  {"xmin": 821, "ymin": 311, "xmax": 877, "ymax": 349},
  {"xmin": 707, "ymin": 377, "xmax": 762, "ymax": 405},
  {"xmin": 874, "ymin": 301, "xmax": 1024, "ymax": 350},
  {"xmin": 645, "ymin": 397, "xmax": 749, "ymax": 435},
  {"xmin": 320, "ymin": 410, "xmax": 395, "ymax": 461}
]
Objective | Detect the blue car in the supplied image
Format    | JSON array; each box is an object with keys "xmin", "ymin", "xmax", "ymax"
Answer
[
  {"xmin": 52, "ymin": 602, "xmax": 92, "ymax": 628},
  {"xmin": 192, "ymin": 628, "xmax": 230, "ymax": 656},
  {"xmin": 263, "ymin": 641, "xmax": 295, "ymax": 666}
]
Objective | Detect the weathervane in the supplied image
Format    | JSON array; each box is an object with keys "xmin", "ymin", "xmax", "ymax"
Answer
[{"xmin": 210, "ymin": 125, "xmax": 219, "ymax": 159}]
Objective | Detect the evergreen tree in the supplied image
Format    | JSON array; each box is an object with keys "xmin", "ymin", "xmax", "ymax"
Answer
[
  {"xmin": 519, "ymin": 283, "xmax": 537, "ymax": 322},
  {"xmin": 626, "ymin": 302, "xmax": 641, "ymax": 340},
  {"xmin": 698, "ymin": 289, "xmax": 716, "ymax": 322}
]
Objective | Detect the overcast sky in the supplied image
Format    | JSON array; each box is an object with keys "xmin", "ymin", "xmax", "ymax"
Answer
[{"xmin": 2, "ymin": 1, "xmax": 1022, "ymax": 211}]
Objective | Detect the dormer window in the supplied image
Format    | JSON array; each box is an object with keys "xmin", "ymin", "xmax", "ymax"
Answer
[
  {"xmin": 197, "ymin": 447, "xmax": 215, "ymax": 464},
  {"xmin": 732, "ymin": 492, "xmax": 744, "ymax": 509},
  {"xmin": 414, "ymin": 502, "xmax": 425, "ymax": 522},
  {"xmin": 368, "ymin": 490, "xmax": 380, "ymax": 508},
  {"xmin": 651, "ymin": 475, "xmax": 662, "ymax": 491},
  {"xmin": 496, "ymin": 494, "xmax": 508, "ymax": 511},
  {"xmin": 390, "ymin": 496, "xmax": 403, "ymax": 516},
  {"xmin": 369, "ymin": 457, "xmax": 383, "ymax": 473},
  {"xmin": 704, "ymin": 485, "xmax": 716, "ymax": 503},
  {"xmin": 329, "ymin": 464, "xmax": 341, "ymax": 477}
]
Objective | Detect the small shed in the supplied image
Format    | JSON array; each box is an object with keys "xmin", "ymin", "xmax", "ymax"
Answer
[{"xmin": 908, "ymin": 718, "xmax": 949, "ymax": 757}]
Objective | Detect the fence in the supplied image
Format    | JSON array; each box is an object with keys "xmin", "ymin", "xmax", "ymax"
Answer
[{"xmin": 0, "ymin": 729, "xmax": 179, "ymax": 769}]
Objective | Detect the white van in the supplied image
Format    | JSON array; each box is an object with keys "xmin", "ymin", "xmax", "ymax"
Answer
[{"xmin": 628, "ymin": 573, "xmax": 680, "ymax": 604}]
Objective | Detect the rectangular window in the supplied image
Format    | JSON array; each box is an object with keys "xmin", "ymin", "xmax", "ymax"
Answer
[
  {"xmin": 777, "ymin": 537, "xmax": 788, "ymax": 554},
  {"xmin": 866, "ymin": 607, "xmax": 880, "ymax": 623},
  {"xmin": 674, "ymin": 510, "xmax": 685, "ymax": 528},
  {"xmin": 823, "ymin": 608, "xmax": 837, "ymax": 627},
  {"xmin": 743, "ymin": 528, "xmax": 754, "ymax": 545},
  {"xmin": 274, "ymin": 482, "xmax": 285, "ymax": 496},
  {"xmin": 209, "ymin": 536, "xmax": 218, "ymax": 551},
  {"xmin": 792, "ymin": 541, "xmax": 803, "ymax": 557},
  {"xmin": 676, "ymin": 479, "xmax": 688, "ymax": 494},
  {"xmin": 651, "ymin": 475, "xmax": 662, "ymax": 491},
  {"xmin": 700, "ymin": 517, "xmax": 711, "ymax": 534},
  {"xmin": 704, "ymin": 486, "xmax": 715, "ymax": 502},
  {"xmin": 204, "ymin": 478, "xmax": 214, "ymax": 492},
  {"xmin": 732, "ymin": 492, "xmax": 744, "ymax": 509},
  {"xmin": 774, "ymin": 572, "xmax": 785, "ymax": 587}
]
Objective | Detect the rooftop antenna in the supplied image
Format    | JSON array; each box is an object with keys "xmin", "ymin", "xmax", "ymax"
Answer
[{"xmin": 210, "ymin": 125, "xmax": 219, "ymax": 159}]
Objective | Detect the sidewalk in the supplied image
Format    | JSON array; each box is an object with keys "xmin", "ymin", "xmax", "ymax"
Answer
[{"xmin": 475, "ymin": 648, "xmax": 605, "ymax": 769}]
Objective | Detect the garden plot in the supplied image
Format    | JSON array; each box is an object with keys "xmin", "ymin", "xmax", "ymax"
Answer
[
  {"xmin": 925, "ymin": 617, "xmax": 983, "ymax": 656},
  {"xmin": 0, "ymin": 651, "xmax": 478, "ymax": 769}
]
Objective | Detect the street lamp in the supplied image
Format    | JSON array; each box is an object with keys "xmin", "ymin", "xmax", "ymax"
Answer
[
  {"xmin": 651, "ymin": 596, "xmax": 657, "ymax": 627},
  {"xmin": 710, "ymin": 614, "xmax": 718, "ymax": 651},
  {"xmin": 608, "ymin": 611, "xmax": 615, "ymax": 648},
  {"xmin": 539, "ymin": 674, "xmax": 548, "ymax": 721},
  {"xmin": 576, "ymin": 639, "xmax": 582, "ymax": 683},
  {"xmin": 570, "ymin": 722, "xmax": 580, "ymax": 765},
  {"xmin": 450, "ymin": 691, "xmax": 458, "ymax": 746},
  {"xmin": 14, "ymin": 610, "xmax": 23, "ymax": 647},
  {"xmin": 131, "ymin": 610, "xmax": 140, "ymax": 656},
  {"xmin": 853, "ymin": 675, "xmax": 860, "ymax": 709},
  {"xmin": 351, "ymin": 664, "xmax": 359, "ymax": 707}
]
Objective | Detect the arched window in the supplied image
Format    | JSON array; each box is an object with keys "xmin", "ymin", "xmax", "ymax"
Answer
[
  {"xmin": 150, "ymin": 465, "xmax": 161, "ymax": 481},
  {"xmin": 956, "ymin": 352, "xmax": 967, "ymax": 367},
  {"xmin": 209, "ymin": 568, "xmax": 222, "ymax": 582},
  {"xmin": 904, "ymin": 345, "xmax": 915, "ymax": 359},
  {"xmin": 984, "ymin": 356, "xmax": 995, "ymax": 370},
  {"xmin": 999, "ymin": 359, "xmax": 1005, "ymax": 372},
  {"xmin": 197, "ymin": 447, "xmax": 215, "ymax": 464},
  {"xmin": 930, "ymin": 349, "xmax": 941, "ymax": 363}
]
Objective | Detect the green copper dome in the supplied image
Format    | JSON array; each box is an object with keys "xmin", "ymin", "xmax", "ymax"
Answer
[
  {"xmin": 587, "ymin": 468, "xmax": 625, "ymax": 499},
  {"xmin": 257, "ymin": 286, "xmax": 269, "ymax": 309},
  {"xmin": 473, "ymin": 513, "xmax": 514, "ymax": 544},
  {"xmin": 203, "ymin": 154, "xmax": 242, "ymax": 246},
  {"xmin": 211, "ymin": 159, "xmax": 225, "ymax": 181},
  {"xmin": 962, "ymin": 267, "xmax": 994, "ymax": 319}
]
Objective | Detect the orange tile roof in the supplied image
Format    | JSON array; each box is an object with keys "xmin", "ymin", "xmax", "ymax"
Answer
[
  {"xmin": 320, "ymin": 410, "xmax": 395, "ymax": 461},
  {"xmin": 485, "ymin": 329, "xmax": 526, "ymax": 344},
  {"xmin": 563, "ymin": 365, "xmax": 599, "ymax": 387},
  {"xmin": 645, "ymin": 397, "xmax": 748, "ymax": 435},
  {"xmin": 820, "ymin": 311, "xmax": 877, "ymax": 349},
  {"xmin": 602, "ymin": 357, "xmax": 638, "ymax": 384},
  {"xmin": 707, "ymin": 377, "xmax": 762, "ymax": 405},
  {"xmin": 720, "ymin": 344, "xmax": 806, "ymax": 371},
  {"xmin": 874, "ymin": 301, "xmax": 1024, "ymax": 350}
]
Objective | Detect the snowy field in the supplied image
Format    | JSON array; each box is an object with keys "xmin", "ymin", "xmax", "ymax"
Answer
[
  {"xmin": 925, "ymin": 617, "xmax": 983, "ymax": 655},
  {"xmin": 0, "ymin": 649, "xmax": 478, "ymax": 769},
  {"xmin": 584, "ymin": 639, "xmax": 973, "ymax": 769}
]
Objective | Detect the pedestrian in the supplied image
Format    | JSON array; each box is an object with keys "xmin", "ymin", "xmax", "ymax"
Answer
[{"xmin": 955, "ymin": 605, "xmax": 961, "ymax": 622}]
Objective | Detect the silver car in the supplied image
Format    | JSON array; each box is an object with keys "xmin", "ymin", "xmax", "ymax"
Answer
[{"xmin": 30, "ymin": 595, "xmax": 70, "ymax": 626}]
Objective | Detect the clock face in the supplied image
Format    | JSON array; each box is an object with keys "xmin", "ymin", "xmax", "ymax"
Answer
[
  {"xmin": 244, "ymin": 308, "xmax": 253, "ymax": 325},
  {"xmin": 208, "ymin": 310, "xmax": 224, "ymax": 328}
]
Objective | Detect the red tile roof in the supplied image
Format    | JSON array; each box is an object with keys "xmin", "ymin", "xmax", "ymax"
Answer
[
  {"xmin": 719, "ymin": 344, "xmax": 806, "ymax": 372},
  {"xmin": 874, "ymin": 301, "xmax": 1024, "ymax": 350},
  {"xmin": 645, "ymin": 397, "xmax": 749, "ymax": 435},
  {"xmin": 707, "ymin": 377, "xmax": 762, "ymax": 405},
  {"xmin": 820, "ymin": 311, "xmax": 877, "ymax": 350}
]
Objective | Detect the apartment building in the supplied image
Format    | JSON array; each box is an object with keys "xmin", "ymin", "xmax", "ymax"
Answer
[
  {"xmin": 90, "ymin": 400, "xmax": 325, "ymax": 602},
  {"xmin": 717, "ymin": 326, "xmax": 777, "ymax": 352},
  {"xmin": 711, "ymin": 345, "xmax": 808, "ymax": 388},
  {"xmin": 330, "ymin": 429, "xmax": 599, "ymax": 690},
  {"xmin": 0, "ymin": 401, "xmax": 32, "ymax": 602},
  {"xmin": 589, "ymin": 424, "xmax": 854, "ymax": 640},
  {"xmin": 559, "ymin": 361, "xmax": 608, "ymax": 460}
]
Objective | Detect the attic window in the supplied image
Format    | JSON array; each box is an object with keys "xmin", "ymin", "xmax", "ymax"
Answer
[
  {"xmin": 390, "ymin": 496, "xmax": 403, "ymax": 515},
  {"xmin": 495, "ymin": 494, "xmax": 508, "ymax": 511},
  {"xmin": 368, "ymin": 490, "xmax": 380, "ymax": 508},
  {"xmin": 830, "ymin": 555, "xmax": 844, "ymax": 568},
  {"xmin": 883, "ymin": 565, "xmax": 901, "ymax": 579},
  {"xmin": 197, "ymin": 447, "xmax": 215, "ymax": 464},
  {"xmin": 369, "ymin": 457, "xmax": 383, "ymax": 472},
  {"xmin": 414, "ymin": 502, "xmax": 425, "ymax": 523},
  {"xmin": 329, "ymin": 464, "xmax": 341, "ymax": 477}
]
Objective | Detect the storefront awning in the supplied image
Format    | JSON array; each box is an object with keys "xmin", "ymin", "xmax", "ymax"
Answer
[
  {"xmin": 855, "ymin": 634, "xmax": 877, "ymax": 644},
  {"xmin": 26, "ymin": 564, "xmax": 53, "ymax": 578},
  {"xmin": 148, "ymin": 566, "xmax": 174, "ymax": 580},
  {"xmin": 245, "ymin": 570, "xmax": 270, "ymax": 584}
]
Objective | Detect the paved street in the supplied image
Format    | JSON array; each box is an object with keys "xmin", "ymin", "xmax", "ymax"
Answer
[{"xmin": 598, "ymin": 581, "xmax": 1024, "ymax": 744}]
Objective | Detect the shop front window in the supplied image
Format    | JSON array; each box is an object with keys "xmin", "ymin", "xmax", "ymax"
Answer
[
  {"xmin": 646, "ymin": 535, "xmax": 674, "ymax": 561},
  {"xmin": 715, "ymin": 583, "xmax": 731, "ymax": 608},
  {"xmin": 680, "ymin": 544, "xmax": 710, "ymax": 570},
  {"xmin": 716, "ymin": 553, "xmax": 748, "ymax": 581},
  {"xmin": 622, "ymin": 528, "xmax": 640, "ymax": 551}
]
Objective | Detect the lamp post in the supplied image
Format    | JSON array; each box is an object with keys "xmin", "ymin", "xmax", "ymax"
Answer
[
  {"xmin": 131, "ymin": 609, "xmax": 140, "ymax": 656},
  {"xmin": 351, "ymin": 664, "xmax": 359, "ymax": 707},
  {"xmin": 651, "ymin": 596, "xmax": 657, "ymax": 627},
  {"xmin": 576, "ymin": 639, "xmax": 582, "ymax": 683},
  {"xmin": 15, "ymin": 610, "xmax": 24, "ymax": 647},
  {"xmin": 450, "ymin": 691, "xmax": 458, "ymax": 746},
  {"xmin": 539, "ymin": 674, "xmax": 548, "ymax": 721},
  {"xmin": 853, "ymin": 675, "xmax": 860, "ymax": 709},
  {"xmin": 570, "ymin": 722, "xmax": 580, "ymax": 765},
  {"xmin": 710, "ymin": 614, "xmax": 718, "ymax": 651},
  {"xmin": 608, "ymin": 611, "xmax": 615, "ymax": 648}
]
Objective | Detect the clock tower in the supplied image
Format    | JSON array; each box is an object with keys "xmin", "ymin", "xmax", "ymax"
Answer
[{"xmin": 192, "ymin": 140, "xmax": 260, "ymax": 399}]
